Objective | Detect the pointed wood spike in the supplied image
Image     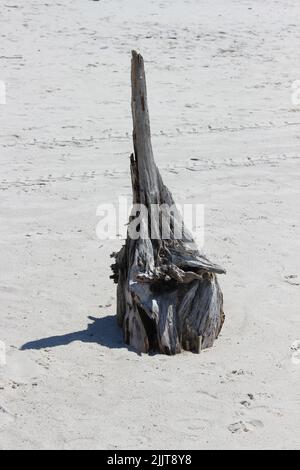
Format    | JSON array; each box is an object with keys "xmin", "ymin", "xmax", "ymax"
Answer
[{"xmin": 111, "ymin": 51, "xmax": 226, "ymax": 355}]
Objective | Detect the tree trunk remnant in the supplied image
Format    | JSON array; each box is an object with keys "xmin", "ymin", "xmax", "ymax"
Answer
[{"xmin": 111, "ymin": 51, "xmax": 226, "ymax": 355}]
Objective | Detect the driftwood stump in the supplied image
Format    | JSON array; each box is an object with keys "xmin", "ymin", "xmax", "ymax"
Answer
[{"xmin": 111, "ymin": 51, "xmax": 225, "ymax": 355}]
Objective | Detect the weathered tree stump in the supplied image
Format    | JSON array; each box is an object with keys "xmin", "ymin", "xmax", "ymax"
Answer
[{"xmin": 111, "ymin": 51, "xmax": 225, "ymax": 355}]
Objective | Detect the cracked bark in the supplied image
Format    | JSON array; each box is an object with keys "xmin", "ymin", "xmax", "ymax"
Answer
[{"xmin": 111, "ymin": 51, "xmax": 225, "ymax": 355}]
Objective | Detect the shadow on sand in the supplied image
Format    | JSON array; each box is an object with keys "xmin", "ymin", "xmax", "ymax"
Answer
[{"xmin": 21, "ymin": 315, "xmax": 138, "ymax": 353}]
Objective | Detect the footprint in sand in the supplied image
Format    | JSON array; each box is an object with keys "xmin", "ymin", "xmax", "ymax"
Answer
[
  {"xmin": 228, "ymin": 420, "xmax": 264, "ymax": 434},
  {"xmin": 284, "ymin": 274, "xmax": 300, "ymax": 286},
  {"xmin": 291, "ymin": 340, "xmax": 300, "ymax": 365},
  {"xmin": 0, "ymin": 405, "xmax": 16, "ymax": 428}
]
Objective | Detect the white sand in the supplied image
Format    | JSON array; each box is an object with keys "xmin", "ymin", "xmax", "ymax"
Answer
[{"xmin": 0, "ymin": 0, "xmax": 300, "ymax": 450}]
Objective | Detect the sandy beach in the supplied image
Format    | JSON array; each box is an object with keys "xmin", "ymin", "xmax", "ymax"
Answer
[{"xmin": 0, "ymin": 0, "xmax": 300, "ymax": 449}]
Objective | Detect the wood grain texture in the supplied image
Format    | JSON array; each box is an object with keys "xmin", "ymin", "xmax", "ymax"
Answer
[{"xmin": 111, "ymin": 51, "xmax": 225, "ymax": 354}]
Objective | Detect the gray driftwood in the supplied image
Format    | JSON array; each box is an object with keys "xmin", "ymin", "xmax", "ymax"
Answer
[{"xmin": 111, "ymin": 51, "xmax": 225, "ymax": 355}]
